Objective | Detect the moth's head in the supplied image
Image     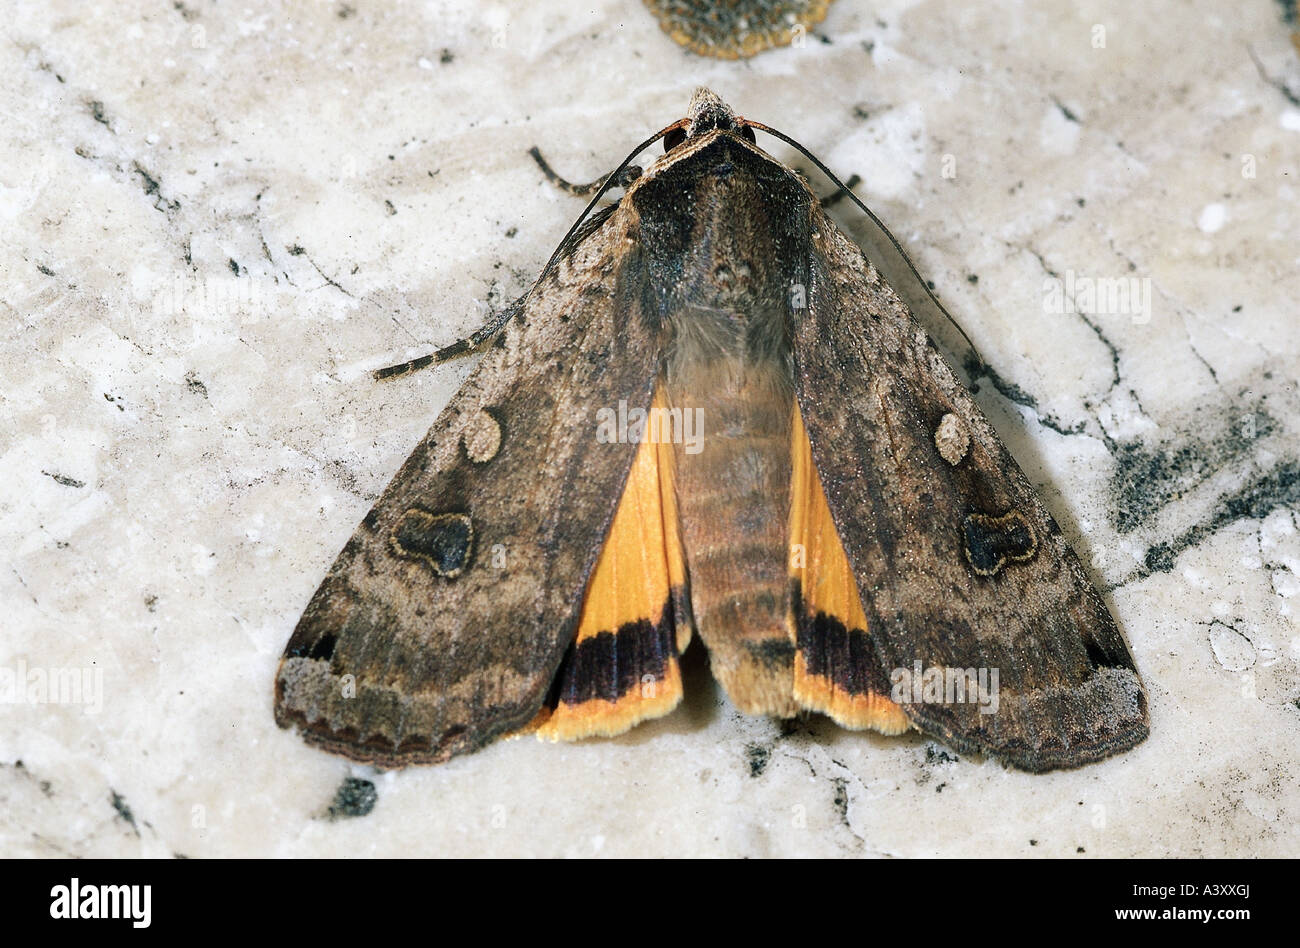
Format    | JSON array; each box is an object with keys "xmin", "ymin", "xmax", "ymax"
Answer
[{"xmin": 664, "ymin": 87, "xmax": 756, "ymax": 152}]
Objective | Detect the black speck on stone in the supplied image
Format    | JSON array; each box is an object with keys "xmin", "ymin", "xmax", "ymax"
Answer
[
  {"xmin": 440, "ymin": 48, "xmax": 454, "ymax": 64},
  {"xmin": 1232, "ymin": 304, "xmax": 1242, "ymax": 312},
  {"xmin": 43, "ymin": 471, "xmax": 85, "ymax": 489},
  {"xmin": 966, "ymin": 273, "xmax": 978, "ymax": 284},
  {"xmin": 505, "ymin": 226, "xmax": 517, "ymax": 238},
  {"xmin": 328, "ymin": 777, "xmax": 377, "ymax": 819},
  {"xmin": 228, "ymin": 258, "xmax": 239, "ymax": 275},
  {"xmin": 745, "ymin": 743, "xmax": 770, "ymax": 777},
  {"xmin": 288, "ymin": 244, "xmax": 306, "ymax": 256},
  {"xmin": 1029, "ymin": 839, "xmax": 1038, "ymax": 846},
  {"xmin": 110, "ymin": 789, "xmax": 140, "ymax": 835},
  {"xmin": 925, "ymin": 744, "xmax": 958, "ymax": 765},
  {"xmin": 37, "ymin": 264, "xmax": 55, "ymax": 276},
  {"xmin": 1077, "ymin": 846, "xmax": 1086, "ymax": 853},
  {"xmin": 832, "ymin": 778, "xmax": 849, "ymax": 819},
  {"xmin": 185, "ymin": 372, "xmax": 208, "ymax": 398},
  {"xmin": 385, "ymin": 199, "xmax": 397, "ymax": 216}
]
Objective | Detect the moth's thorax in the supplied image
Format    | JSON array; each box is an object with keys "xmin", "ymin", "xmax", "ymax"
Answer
[{"xmin": 630, "ymin": 132, "xmax": 811, "ymax": 384}]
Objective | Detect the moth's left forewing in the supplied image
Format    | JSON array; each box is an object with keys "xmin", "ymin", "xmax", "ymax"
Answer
[
  {"xmin": 792, "ymin": 206, "xmax": 1148, "ymax": 772},
  {"xmin": 275, "ymin": 210, "xmax": 664, "ymax": 766}
]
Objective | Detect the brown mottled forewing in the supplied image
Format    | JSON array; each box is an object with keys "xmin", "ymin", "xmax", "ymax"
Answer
[
  {"xmin": 275, "ymin": 215, "xmax": 660, "ymax": 767},
  {"xmin": 793, "ymin": 209, "xmax": 1148, "ymax": 772}
]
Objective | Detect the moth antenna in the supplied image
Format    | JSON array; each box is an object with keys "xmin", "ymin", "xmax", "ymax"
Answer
[
  {"xmin": 744, "ymin": 120, "xmax": 987, "ymax": 375},
  {"xmin": 374, "ymin": 118, "xmax": 688, "ymax": 382}
]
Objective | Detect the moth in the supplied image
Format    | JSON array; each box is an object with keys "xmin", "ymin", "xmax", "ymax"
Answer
[{"xmin": 276, "ymin": 89, "xmax": 1149, "ymax": 773}]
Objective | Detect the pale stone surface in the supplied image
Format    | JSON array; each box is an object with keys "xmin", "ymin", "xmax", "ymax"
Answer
[{"xmin": 1, "ymin": 0, "xmax": 1297, "ymax": 857}]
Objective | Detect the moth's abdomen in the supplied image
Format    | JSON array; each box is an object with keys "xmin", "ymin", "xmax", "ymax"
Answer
[{"xmin": 669, "ymin": 360, "xmax": 799, "ymax": 717}]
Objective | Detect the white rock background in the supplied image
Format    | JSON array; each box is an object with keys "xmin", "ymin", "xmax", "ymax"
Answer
[{"xmin": 1, "ymin": 0, "xmax": 1297, "ymax": 857}]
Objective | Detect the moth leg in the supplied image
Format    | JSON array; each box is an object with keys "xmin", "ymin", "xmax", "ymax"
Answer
[
  {"xmin": 519, "ymin": 387, "xmax": 692, "ymax": 741},
  {"xmin": 371, "ymin": 294, "xmax": 528, "ymax": 380},
  {"xmin": 788, "ymin": 403, "xmax": 911, "ymax": 734},
  {"xmin": 818, "ymin": 173, "xmax": 861, "ymax": 208},
  {"xmin": 790, "ymin": 167, "xmax": 863, "ymax": 207},
  {"xmin": 374, "ymin": 155, "xmax": 645, "ymax": 381},
  {"xmin": 528, "ymin": 146, "xmax": 642, "ymax": 196}
]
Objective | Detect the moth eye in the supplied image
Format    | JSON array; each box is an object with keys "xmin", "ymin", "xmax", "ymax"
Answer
[
  {"xmin": 739, "ymin": 124, "xmax": 756, "ymax": 144},
  {"xmin": 664, "ymin": 127, "xmax": 687, "ymax": 152}
]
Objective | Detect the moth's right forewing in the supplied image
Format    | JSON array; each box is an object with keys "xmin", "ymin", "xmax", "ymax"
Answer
[
  {"xmin": 793, "ymin": 210, "xmax": 1148, "ymax": 772},
  {"xmin": 276, "ymin": 216, "xmax": 660, "ymax": 767}
]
